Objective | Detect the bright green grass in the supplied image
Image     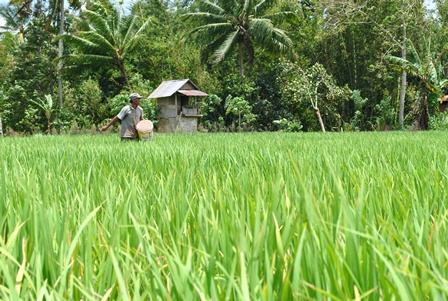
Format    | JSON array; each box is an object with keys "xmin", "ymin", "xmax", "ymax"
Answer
[{"xmin": 1, "ymin": 131, "xmax": 447, "ymax": 300}]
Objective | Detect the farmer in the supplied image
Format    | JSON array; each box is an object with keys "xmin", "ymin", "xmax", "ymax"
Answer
[{"xmin": 101, "ymin": 92, "xmax": 144, "ymax": 141}]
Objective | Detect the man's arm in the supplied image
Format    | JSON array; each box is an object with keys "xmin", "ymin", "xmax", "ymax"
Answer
[{"xmin": 101, "ymin": 116, "xmax": 119, "ymax": 132}]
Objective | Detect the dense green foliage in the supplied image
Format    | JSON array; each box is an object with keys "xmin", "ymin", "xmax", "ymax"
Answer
[
  {"xmin": 0, "ymin": 0, "xmax": 448, "ymax": 134},
  {"xmin": 1, "ymin": 132, "xmax": 448, "ymax": 299}
]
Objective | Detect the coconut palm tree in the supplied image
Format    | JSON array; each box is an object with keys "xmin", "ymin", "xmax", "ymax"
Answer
[
  {"xmin": 387, "ymin": 39, "xmax": 445, "ymax": 130},
  {"xmin": 0, "ymin": 4, "xmax": 30, "ymax": 41},
  {"xmin": 182, "ymin": 0, "xmax": 296, "ymax": 77},
  {"xmin": 61, "ymin": 0, "xmax": 152, "ymax": 88}
]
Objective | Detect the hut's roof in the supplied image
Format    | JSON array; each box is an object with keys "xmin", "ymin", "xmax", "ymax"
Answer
[{"xmin": 148, "ymin": 79, "xmax": 208, "ymax": 99}]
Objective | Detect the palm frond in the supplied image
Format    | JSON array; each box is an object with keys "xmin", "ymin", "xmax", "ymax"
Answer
[
  {"xmin": 263, "ymin": 11, "xmax": 299, "ymax": 23},
  {"xmin": 187, "ymin": 23, "xmax": 233, "ymax": 43},
  {"xmin": 270, "ymin": 27, "xmax": 294, "ymax": 53},
  {"xmin": 77, "ymin": 31, "xmax": 116, "ymax": 53},
  {"xmin": 213, "ymin": 30, "xmax": 239, "ymax": 63},
  {"xmin": 199, "ymin": 38, "xmax": 227, "ymax": 64},
  {"xmin": 0, "ymin": 5, "xmax": 29, "ymax": 33},
  {"xmin": 181, "ymin": 12, "xmax": 227, "ymax": 24},
  {"xmin": 62, "ymin": 34, "xmax": 100, "ymax": 50},
  {"xmin": 250, "ymin": 18, "xmax": 294, "ymax": 54},
  {"xmin": 82, "ymin": 10, "xmax": 114, "ymax": 44},
  {"xmin": 242, "ymin": 0, "xmax": 251, "ymax": 17},
  {"xmin": 116, "ymin": 15, "xmax": 133, "ymax": 46},
  {"xmin": 121, "ymin": 17, "xmax": 152, "ymax": 56},
  {"xmin": 249, "ymin": 18, "xmax": 273, "ymax": 40},
  {"xmin": 70, "ymin": 14, "xmax": 90, "ymax": 31},
  {"xmin": 113, "ymin": 5, "xmax": 131, "ymax": 47},
  {"xmin": 63, "ymin": 53, "xmax": 115, "ymax": 66},
  {"xmin": 200, "ymin": 0, "xmax": 226, "ymax": 15},
  {"xmin": 62, "ymin": 33, "xmax": 115, "ymax": 63}
]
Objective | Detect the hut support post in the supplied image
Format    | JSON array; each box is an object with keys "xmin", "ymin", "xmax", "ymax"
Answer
[
  {"xmin": 175, "ymin": 93, "xmax": 181, "ymax": 129},
  {"xmin": 175, "ymin": 93, "xmax": 178, "ymax": 114}
]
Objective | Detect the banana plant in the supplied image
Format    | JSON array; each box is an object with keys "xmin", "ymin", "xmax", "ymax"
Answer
[
  {"xmin": 29, "ymin": 94, "xmax": 54, "ymax": 134},
  {"xmin": 387, "ymin": 38, "xmax": 448, "ymax": 130}
]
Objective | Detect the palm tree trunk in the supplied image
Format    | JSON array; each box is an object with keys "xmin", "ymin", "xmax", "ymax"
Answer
[
  {"xmin": 58, "ymin": 0, "xmax": 64, "ymax": 108},
  {"xmin": 399, "ymin": 14, "xmax": 407, "ymax": 129},
  {"xmin": 118, "ymin": 59, "xmax": 131, "ymax": 87},
  {"xmin": 247, "ymin": 40, "xmax": 254, "ymax": 77},
  {"xmin": 238, "ymin": 42, "xmax": 244, "ymax": 78},
  {"xmin": 399, "ymin": 71, "xmax": 406, "ymax": 128}
]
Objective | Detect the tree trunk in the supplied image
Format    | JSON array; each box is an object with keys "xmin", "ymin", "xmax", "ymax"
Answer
[
  {"xmin": 314, "ymin": 107, "xmax": 326, "ymax": 132},
  {"xmin": 58, "ymin": 0, "xmax": 64, "ymax": 108},
  {"xmin": 421, "ymin": 90, "xmax": 429, "ymax": 130},
  {"xmin": 46, "ymin": 117, "xmax": 51, "ymax": 134},
  {"xmin": 399, "ymin": 14, "xmax": 407, "ymax": 129},
  {"xmin": 247, "ymin": 40, "xmax": 254, "ymax": 77},
  {"xmin": 238, "ymin": 112, "xmax": 241, "ymax": 132},
  {"xmin": 118, "ymin": 59, "xmax": 131, "ymax": 88},
  {"xmin": 238, "ymin": 42, "xmax": 244, "ymax": 78},
  {"xmin": 399, "ymin": 70, "xmax": 406, "ymax": 128},
  {"xmin": 416, "ymin": 89, "xmax": 429, "ymax": 130}
]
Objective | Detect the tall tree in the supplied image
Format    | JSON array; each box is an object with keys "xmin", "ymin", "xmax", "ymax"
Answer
[
  {"xmin": 1, "ymin": 15, "xmax": 58, "ymax": 133},
  {"xmin": 6, "ymin": 0, "xmax": 82, "ymax": 29},
  {"xmin": 0, "ymin": 4, "xmax": 30, "ymax": 41},
  {"xmin": 182, "ymin": 0, "xmax": 296, "ymax": 77},
  {"xmin": 363, "ymin": 0, "xmax": 425, "ymax": 129},
  {"xmin": 278, "ymin": 60, "xmax": 353, "ymax": 132},
  {"xmin": 3, "ymin": 0, "xmax": 83, "ymax": 108},
  {"xmin": 61, "ymin": 0, "xmax": 152, "ymax": 88},
  {"xmin": 57, "ymin": 0, "xmax": 64, "ymax": 108},
  {"xmin": 387, "ymin": 39, "xmax": 445, "ymax": 130},
  {"xmin": 435, "ymin": 0, "xmax": 448, "ymax": 77},
  {"xmin": 313, "ymin": 0, "xmax": 427, "ymax": 129}
]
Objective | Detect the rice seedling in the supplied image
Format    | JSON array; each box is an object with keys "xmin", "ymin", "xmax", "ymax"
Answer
[{"xmin": 0, "ymin": 131, "xmax": 447, "ymax": 300}]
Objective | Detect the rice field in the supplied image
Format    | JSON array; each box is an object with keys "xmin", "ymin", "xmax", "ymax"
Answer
[{"xmin": 1, "ymin": 131, "xmax": 448, "ymax": 300}]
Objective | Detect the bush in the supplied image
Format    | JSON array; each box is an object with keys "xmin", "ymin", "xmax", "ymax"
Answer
[
  {"xmin": 273, "ymin": 118, "xmax": 303, "ymax": 132},
  {"xmin": 429, "ymin": 112, "xmax": 448, "ymax": 130}
]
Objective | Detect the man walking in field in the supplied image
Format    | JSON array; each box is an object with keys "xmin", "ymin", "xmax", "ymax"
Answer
[{"xmin": 101, "ymin": 93, "xmax": 144, "ymax": 141}]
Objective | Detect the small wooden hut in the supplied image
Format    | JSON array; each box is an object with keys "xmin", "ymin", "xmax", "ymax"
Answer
[
  {"xmin": 439, "ymin": 95, "xmax": 448, "ymax": 112},
  {"xmin": 149, "ymin": 79, "xmax": 208, "ymax": 133}
]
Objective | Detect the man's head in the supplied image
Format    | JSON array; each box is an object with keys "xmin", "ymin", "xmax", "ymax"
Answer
[{"xmin": 129, "ymin": 93, "xmax": 143, "ymax": 103}]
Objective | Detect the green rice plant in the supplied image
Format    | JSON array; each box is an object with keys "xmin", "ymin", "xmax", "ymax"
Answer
[{"xmin": 0, "ymin": 131, "xmax": 447, "ymax": 300}]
